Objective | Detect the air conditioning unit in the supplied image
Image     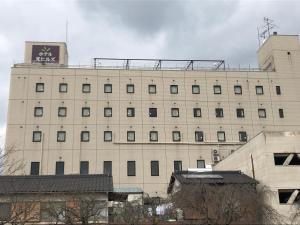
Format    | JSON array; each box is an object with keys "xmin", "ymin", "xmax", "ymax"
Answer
[
  {"xmin": 212, "ymin": 149, "xmax": 220, "ymax": 163},
  {"xmin": 213, "ymin": 149, "xmax": 219, "ymax": 155},
  {"xmin": 213, "ymin": 155, "xmax": 221, "ymax": 162}
]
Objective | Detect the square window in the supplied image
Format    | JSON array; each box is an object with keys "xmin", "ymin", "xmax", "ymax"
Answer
[
  {"xmin": 104, "ymin": 107, "xmax": 112, "ymax": 117},
  {"xmin": 148, "ymin": 85, "xmax": 156, "ymax": 94},
  {"xmin": 239, "ymin": 131, "xmax": 247, "ymax": 142},
  {"xmin": 172, "ymin": 131, "xmax": 181, "ymax": 142},
  {"xmin": 174, "ymin": 161, "xmax": 182, "ymax": 172},
  {"xmin": 127, "ymin": 131, "xmax": 135, "ymax": 142},
  {"xmin": 279, "ymin": 108, "xmax": 284, "ymax": 118},
  {"xmin": 170, "ymin": 85, "xmax": 178, "ymax": 94},
  {"xmin": 104, "ymin": 84, "xmax": 112, "ymax": 93},
  {"xmin": 149, "ymin": 108, "xmax": 157, "ymax": 117},
  {"xmin": 256, "ymin": 85, "xmax": 264, "ymax": 95},
  {"xmin": 151, "ymin": 161, "xmax": 159, "ymax": 176},
  {"xmin": 55, "ymin": 161, "xmax": 64, "ymax": 175},
  {"xmin": 82, "ymin": 84, "xmax": 91, "ymax": 93},
  {"xmin": 57, "ymin": 131, "xmax": 66, "ymax": 142},
  {"xmin": 234, "ymin": 85, "xmax": 242, "ymax": 95},
  {"xmin": 59, "ymin": 83, "xmax": 68, "ymax": 93},
  {"xmin": 276, "ymin": 86, "xmax": 281, "ymax": 95},
  {"xmin": 82, "ymin": 107, "xmax": 90, "ymax": 117},
  {"xmin": 58, "ymin": 107, "xmax": 67, "ymax": 117},
  {"xmin": 127, "ymin": 108, "xmax": 135, "ymax": 117},
  {"xmin": 127, "ymin": 161, "xmax": 136, "ymax": 176},
  {"xmin": 103, "ymin": 161, "xmax": 112, "ymax": 175},
  {"xmin": 213, "ymin": 85, "xmax": 221, "ymax": 94},
  {"xmin": 258, "ymin": 108, "xmax": 266, "ymax": 118},
  {"xmin": 80, "ymin": 161, "xmax": 89, "ymax": 175},
  {"xmin": 236, "ymin": 108, "xmax": 245, "ymax": 118},
  {"xmin": 193, "ymin": 108, "xmax": 201, "ymax": 117},
  {"xmin": 149, "ymin": 131, "xmax": 158, "ymax": 142},
  {"xmin": 195, "ymin": 131, "xmax": 204, "ymax": 142},
  {"xmin": 32, "ymin": 131, "xmax": 42, "ymax": 142},
  {"xmin": 104, "ymin": 131, "xmax": 112, "ymax": 142},
  {"xmin": 127, "ymin": 84, "xmax": 134, "ymax": 93},
  {"xmin": 217, "ymin": 131, "xmax": 226, "ymax": 142},
  {"xmin": 30, "ymin": 162, "xmax": 40, "ymax": 175},
  {"xmin": 36, "ymin": 83, "xmax": 44, "ymax": 92},
  {"xmin": 215, "ymin": 108, "xmax": 224, "ymax": 118},
  {"xmin": 192, "ymin": 85, "xmax": 200, "ymax": 94},
  {"xmin": 81, "ymin": 131, "xmax": 90, "ymax": 142},
  {"xmin": 197, "ymin": 160, "xmax": 205, "ymax": 168},
  {"xmin": 34, "ymin": 107, "xmax": 43, "ymax": 117},
  {"xmin": 171, "ymin": 108, "xmax": 179, "ymax": 117}
]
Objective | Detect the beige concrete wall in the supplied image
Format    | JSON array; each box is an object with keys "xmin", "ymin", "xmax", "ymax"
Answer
[
  {"xmin": 5, "ymin": 34, "xmax": 300, "ymax": 197},
  {"xmin": 214, "ymin": 131, "xmax": 300, "ymax": 222}
]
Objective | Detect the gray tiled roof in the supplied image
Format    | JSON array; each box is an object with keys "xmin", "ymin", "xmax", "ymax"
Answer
[{"xmin": 0, "ymin": 174, "xmax": 113, "ymax": 194}]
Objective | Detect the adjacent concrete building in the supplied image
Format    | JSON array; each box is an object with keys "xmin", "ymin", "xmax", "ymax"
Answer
[
  {"xmin": 214, "ymin": 131, "xmax": 300, "ymax": 222},
  {"xmin": 5, "ymin": 34, "xmax": 300, "ymax": 196}
]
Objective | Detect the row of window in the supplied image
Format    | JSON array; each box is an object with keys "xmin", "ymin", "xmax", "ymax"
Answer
[
  {"xmin": 35, "ymin": 83, "xmax": 282, "ymax": 95},
  {"xmin": 30, "ymin": 160, "xmax": 206, "ymax": 176},
  {"xmin": 32, "ymin": 130, "xmax": 247, "ymax": 143},
  {"xmin": 33, "ymin": 106, "xmax": 285, "ymax": 119}
]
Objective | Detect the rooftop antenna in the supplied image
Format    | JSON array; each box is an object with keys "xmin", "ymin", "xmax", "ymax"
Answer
[{"xmin": 257, "ymin": 17, "xmax": 277, "ymax": 47}]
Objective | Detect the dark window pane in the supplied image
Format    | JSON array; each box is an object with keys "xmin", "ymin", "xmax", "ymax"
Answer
[
  {"xmin": 197, "ymin": 160, "xmax": 205, "ymax": 168},
  {"xmin": 213, "ymin": 85, "xmax": 221, "ymax": 94},
  {"xmin": 170, "ymin": 85, "xmax": 178, "ymax": 94},
  {"xmin": 276, "ymin": 86, "xmax": 281, "ymax": 95},
  {"xmin": 55, "ymin": 161, "xmax": 64, "ymax": 175},
  {"xmin": 236, "ymin": 108, "xmax": 245, "ymax": 118},
  {"xmin": 127, "ymin": 108, "xmax": 135, "ymax": 117},
  {"xmin": 151, "ymin": 161, "xmax": 159, "ymax": 176},
  {"xmin": 30, "ymin": 162, "xmax": 40, "ymax": 175},
  {"xmin": 234, "ymin": 85, "xmax": 242, "ymax": 94},
  {"xmin": 174, "ymin": 161, "xmax": 182, "ymax": 172},
  {"xmin": 193, "ymin": 108, "xmax": 201, "ymax": 117},
  {"xmin": 80, "ymin": 161, "xmax": 89, "ymax": 175},
  {"xmin": 172, "ymin": 131, "xmax": 181, "ymax": 142},
  {"xmin": 279, "ymin": 108, "xmax": 284, "ymax": 118},
  {"xmin": 149, "ymin": 108, "xmax": 157, "ymax": 117},
  {"xmin": 195, "ymin": 131, "xmax": 204, "ymax": 142},
  {"xmin": 239, "ymin": 131, "xmax": 247, "ymax": 142},
  {"xmin": 103, "ymin": 161, "xmax": 112, "ymax": 175},
  {"xmin": 215, "ymin": 108, "xmax": 224, "ymax": 117},
  {"xmin": 127, "ymin": 161, "xmax": 136, "ymax": 176}
]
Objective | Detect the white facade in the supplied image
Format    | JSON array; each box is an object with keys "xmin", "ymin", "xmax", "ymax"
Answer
[{"xmin": 5, "ymin": 34, "xmax": 300, "ymax": 196}]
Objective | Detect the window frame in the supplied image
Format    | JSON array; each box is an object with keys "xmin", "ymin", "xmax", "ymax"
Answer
[
  {"xmin": 127, "ymin": 161, "xmax": 136, "ymax": 176},
  {"xmin": 217, "ymin": 131, "xmax": 226, "ymax": 142},
  {"xmin": 104, "ymin": 131, "xmax": 112, "ymax": 142},
  {"xmin": 193, "ymin": 108, "xmax": 202, "ymax": 117},
  {"xmin": 258, "ymin": 108, "xmax": 266, "ymax": 118},
  {"xmin": 58, "ymin": 107, "xmax": 67, "ymax": 117},
  {"xmin": 151, "ymin": 160, "xmax": 159, "ymax": 176},
  {"xmin": 103, "ymin": 161, "xmax": 112, "ymax": 175},
  {"xmin": 36, "ymin": 83, "xmax": 44, "ymax": 92},
  {"xmin": 32, "ymin": 131, "xmax": 42, "ymax": 142},
  {"xmin": 81, "ymin": 131, "xmax": 90, "ymax": 142},
  {"xmin": 192, "ymin": 85, "xmax": 200, "ymax": 94},
  {"xmin": 195, "ymin": 131, "xmax": 204, "ymax": 142},
  {"xmin": 213, "ymin": 85, "xmax": 222, "ymax": 94},
  {"xmin": 34, "ymin": 107, "xmax": 43, "ymax": 117},
  {"xmin": 174, "ymin": 160, "xmax": 182, "ymax": 172},
  {"xmin": 127, "ymin": 107, "xmax": 135, "ymax": 117},
  {"xmin": 279, "ymin": 108, "xmax": 284, "ymax": 118},
  {"xmin": 255, "ymin": 85, "xmax": 264, "ymax": 95},
  {"xmin": 148, "ymin": 84, "xmax": 157, "ymax": 94},
  {"xmin": 104, "ymin": 107, "xmax": 112, "ymax": 117},
  {"xmin": 149, "ymin": 131, "xmax": 158, "ymax": 142},
  {"xmin": 215, "ymin": 108, "xmax": 224, "ymax": 118},
  {"xmin": 197, "ymin": 160, "xmax": 206, "ymax": 168},
  {"xmin": 234, "ymin": 85, "xmax": 242, "ymax": 95},
  {"xmin": 239, "ymin": 131, "xmax": 247, "ymax": 142},
  {"xmin": 149, "ymin": 108, "xmax": 157, "ymax": 117},
  {"xmin": 57, "ymin": 131, "xmax": 66, "ymax": 142},
  {"xmin": 82, "ymin": 107, "xmax": 90, "ymax": 117},
  {"xmin": 171, "ymin": 108, "xmax": 180, "ymax": 117},
  {"xmin": 276, "ymin": 86, "xmax": 281, "ymax": 95},
  {"xmin": 127, "ymin": 84, "xmax": 135, "ymax": 93},
  {"xmin": 59, "ymin": 83, "xmax": 68, "ymax": 93},
  {"xmin": 236, "ymin": 108, "xmax": 245, "ymax": 118},
  {"xmin": 30, "ymin": 162, "xmax": 40, "ymax": 175},
  {"xmin": 170, "ymin": 85, "xmax": 178, "ymax": 94},
  {"xmin": 127, "ymin": 131, "xmax": 135, "ymax": 142},
  {"xmin": 104, "ymin": 84, "xmax": 112, "ymax": 93},
  {"xmin": 82, "ymin": 83, "xmax": 91, "ymax": 93},
  {"xmin": 172, "ymin": 131, "xmax": 181, "ymax": 142}
]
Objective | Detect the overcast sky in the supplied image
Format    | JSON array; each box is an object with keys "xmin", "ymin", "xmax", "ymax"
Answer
[{"xmin": 0, "ymin": 0, "xmax": 300, "ymax": 144}]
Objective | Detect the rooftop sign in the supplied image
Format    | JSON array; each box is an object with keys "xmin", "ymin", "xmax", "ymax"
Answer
[{"xmin": 31, "ymin": 45, "xmax": 60, "ymax": 64}]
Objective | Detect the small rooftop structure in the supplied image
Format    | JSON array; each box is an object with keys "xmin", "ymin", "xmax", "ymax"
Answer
[
  {"xmin": 167, "ymin": 170, "xmax": 257, "ymax": 194},
  {"xmin": 0, "ymin": 174, "xmax": 113, "ymax": 194}
]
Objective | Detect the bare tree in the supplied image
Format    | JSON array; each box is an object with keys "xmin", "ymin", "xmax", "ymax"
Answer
[
  {"xmin": 291, "ymin": 200, "xmax": 300, "ymax": 224},
  {"xmin": 0, "ymin": 145, "xmax": 25, "ymax": 175},
  {"xmin": 171, "ymin": 183, "xmax": 284, "ymax": 225}
]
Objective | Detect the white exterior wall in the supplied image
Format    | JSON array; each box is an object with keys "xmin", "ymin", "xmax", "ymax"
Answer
[{"xmin": 5, "ymin": 35, "xmax": 300, "ymax": 196}]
